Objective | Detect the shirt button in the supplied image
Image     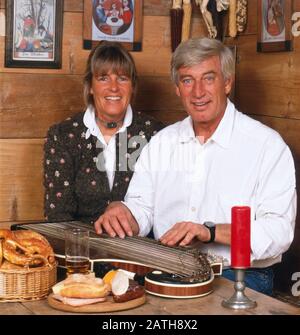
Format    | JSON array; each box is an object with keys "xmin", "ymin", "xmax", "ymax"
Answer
[{"xmin": 191, "ymin": 207, "xmax": 196, "ymax": 212}]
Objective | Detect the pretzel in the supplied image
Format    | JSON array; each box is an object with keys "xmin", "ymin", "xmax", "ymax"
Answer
[{"xmin": 0, "ymin": 229, "xmax": 55, "ymax": 267}]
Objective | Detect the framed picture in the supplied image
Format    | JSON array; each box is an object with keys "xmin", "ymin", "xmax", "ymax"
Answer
[
  {"xmin": 83, "ymin": 0, "xmax": 143, "ymax": 51},
  {"xmin": 5, "ymin": 0, "xmax": 64, "ymax": 68},
  {"xmin": 257, "ymin": 0, "xmax": 293, "ymax": 52}
]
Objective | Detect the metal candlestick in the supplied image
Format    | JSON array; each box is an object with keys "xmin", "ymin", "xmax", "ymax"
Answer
[{"xmin": 222, "ymin": 269, "xmax": 257, "ymax": 309}]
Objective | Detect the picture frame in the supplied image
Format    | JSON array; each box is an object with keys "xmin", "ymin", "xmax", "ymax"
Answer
[
  {"xmin": 83, "ymin": 0, "xmax": 143, "ymax": 51},
  {"xmin": 5, "ymin": 0, "xmax": 64, "ymax": 69},
  {"xmin": 257, "ymin": 0, "xmax": 293, "ymax": 52}
]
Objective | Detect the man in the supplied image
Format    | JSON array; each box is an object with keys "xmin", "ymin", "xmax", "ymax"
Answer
[{"xmin": 94, "ymin": 38, "xmax": 296, "ymax": 295}]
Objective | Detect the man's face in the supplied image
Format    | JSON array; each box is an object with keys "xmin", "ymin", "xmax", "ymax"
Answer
[{"xmin": 175, "ymin": 56, "xmax": 233, "ymax": 134}]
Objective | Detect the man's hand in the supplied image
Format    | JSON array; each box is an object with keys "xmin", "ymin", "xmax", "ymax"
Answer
[
  {"xmin": 159, "ymin": 221, "xmax": 211, "ymax": 247},
  {"xmin": 94, "ymin": 201, "xmax": 139, "ymax": 238}
]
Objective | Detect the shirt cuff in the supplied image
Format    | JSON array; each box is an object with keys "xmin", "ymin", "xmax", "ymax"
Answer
[{"xmin": 121, "ymin": 201, "xmax": 151, "ymax": 237}]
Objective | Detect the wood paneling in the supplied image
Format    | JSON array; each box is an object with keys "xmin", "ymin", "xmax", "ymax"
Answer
[
  {"xmin": 64, "ymin": 0, "xmax": 83, "ymax": 12},
  {"xmin": 0, "ymin": 139, "xmax": 44, "ymax": 222},
  {"xmin": 0, "ymin": 73, "xmax": 85, "ymax": 138},
  {"xmin": 236, "ymin": 80, "xmax": 300, "ymax": 119},
  {"xmin": 133, "ymin": 15, "xmax": 206, "ymax": 76},
  {"xmin": 0, "ymin": 74, "xmax": 182, "ymax": 138},
  {"xmin": 233, "ymin": 34, "xmax": 300, "ymax": 82},
  {"xmin": 135, "ymin": 76, "xmax": 181, "ymax": 110}
]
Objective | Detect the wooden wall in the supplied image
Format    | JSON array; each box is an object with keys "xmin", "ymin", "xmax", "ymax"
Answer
[{"xmin": 0, "ymin": 1, "xmax": 299, "ymax": 291}]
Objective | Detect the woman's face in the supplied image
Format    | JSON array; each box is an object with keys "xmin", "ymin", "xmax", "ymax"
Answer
[{"xmin": 90, "ymin": 70, "xmax": 133, "ymax": 121}]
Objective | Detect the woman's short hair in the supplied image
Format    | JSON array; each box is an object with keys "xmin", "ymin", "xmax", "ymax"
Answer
[
  {"xmin": 83, "ymin": 41, "xmax": 137, "ymax": 107},
  {"xmin": 171, "ymin": 37, "xmax": 235, "ymax": 84}
]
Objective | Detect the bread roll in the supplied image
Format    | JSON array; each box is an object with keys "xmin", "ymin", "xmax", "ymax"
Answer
[{"xmin": 52, "ymin": 273, "xmax": 109, "ymax": 299}]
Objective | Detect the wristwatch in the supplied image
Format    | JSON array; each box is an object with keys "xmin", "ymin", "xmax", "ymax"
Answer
[{"xmin": 203, "ymin": 221, "xmax": 216, "ymax": 243}]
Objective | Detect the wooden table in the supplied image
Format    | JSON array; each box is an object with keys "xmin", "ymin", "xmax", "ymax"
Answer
[{"xmin": 0, "ymin": 277, "xmax": 299, "ymax": 315}]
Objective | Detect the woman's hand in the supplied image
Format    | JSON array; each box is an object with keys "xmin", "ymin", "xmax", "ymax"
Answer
[{"xmin": 94, "ymin": 201, "xmax": 139, "ymax": 238}]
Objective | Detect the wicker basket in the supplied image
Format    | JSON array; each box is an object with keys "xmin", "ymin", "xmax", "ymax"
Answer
[{"xmin": 0, "ymin": 263, "xmax": 57, "ymax": 302}]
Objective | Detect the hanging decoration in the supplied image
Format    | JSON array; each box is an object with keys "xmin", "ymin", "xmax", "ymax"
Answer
[
  {"xmin": 169, "ymin": 0, "xmax": 248, "ymax": 51},
  {"xmin": 195, "ymin": 0, "xmax": 218, "ymax": 38},
  {"xmin": 170, "ymin": 0, "xmax": 184, "ymax": 52},
  {"xmin": 181, "ymin": 0, "xmax": 192, "ymax": 42},
  {"xmin": 236, "ymin": 0, "xmax": 248, "ymax": 33},
  {"xmin": 229, "ymin": 0, "xmax": 248, "ymax": 38},
  {"xmin": 228, "ymin": 0, "xmax": 237, "ymax": 37}
]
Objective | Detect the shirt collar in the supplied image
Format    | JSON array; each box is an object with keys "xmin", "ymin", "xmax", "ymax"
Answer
[
  {"xmin": 83, "ymin": 104, "xmax": 133, "ymax": 140},
  {"xmin": 178, "ymin": 117, "xmax": 196, "ymax": 143},
  {"xmin": 210, "ymin": 99, "xmax": 235, "ymax": 149},
  {"xmin": 178, "ymin": 99, "xmax": 235, "ymax": 148}
]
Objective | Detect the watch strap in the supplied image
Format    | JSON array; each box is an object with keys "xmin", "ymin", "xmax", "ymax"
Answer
[{"xmin": 203, "ymin": 222, "xmax": 216, "ymax": 243}]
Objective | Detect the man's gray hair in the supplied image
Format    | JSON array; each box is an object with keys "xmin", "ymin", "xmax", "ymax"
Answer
[{"xmin": 171, "ymin": 37, "xmax": 235, "ymax": 84}]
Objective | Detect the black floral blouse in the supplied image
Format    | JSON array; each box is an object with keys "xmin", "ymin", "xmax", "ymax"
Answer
[{"xmin": 44, "ymin": 111, "xmax": 164, "ymax": 224}]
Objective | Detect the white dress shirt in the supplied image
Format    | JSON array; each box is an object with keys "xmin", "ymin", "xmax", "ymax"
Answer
[
  {"xmin": 83, "ymin": 105, "xmax": 133, "ymax": 190},
  {"xmin": 124, "ymin": 100, "xmax": 296, "ymax": 268}
]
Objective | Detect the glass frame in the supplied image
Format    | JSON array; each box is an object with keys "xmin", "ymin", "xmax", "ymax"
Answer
[
  {"xmin": 83, "ymin": 0, "xmax": 143, "ymax": 51},
  {"xmin": 5, "ymin": 0, "xmax": 64, "ymax": 68},
  {"xmin": 257, "ymin": 0, "xmax": 293, "ymax": 53}
]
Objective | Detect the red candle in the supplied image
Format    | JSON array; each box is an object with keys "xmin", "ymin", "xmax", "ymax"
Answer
[{"xmin": 231, "ymin": 206, "xmax": 251, "ymax": 268}]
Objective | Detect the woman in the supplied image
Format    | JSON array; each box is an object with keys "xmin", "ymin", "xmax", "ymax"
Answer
[
  {"xmin": 44, "ymin": 41, "xmax": 164, "ymax": 224},
  {"xmin": 121, "ymin": 0, "xmax": 133, "ymax": 25}
]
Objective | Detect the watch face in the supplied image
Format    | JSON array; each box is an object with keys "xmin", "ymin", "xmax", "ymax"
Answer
[{"xmin": 204, "ymin": 221, "xmax": 215, "ymax": 228}]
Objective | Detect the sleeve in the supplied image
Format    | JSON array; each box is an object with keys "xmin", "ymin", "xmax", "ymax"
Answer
[
  {"xmin": 251, "ymin": 134, "xmax": 297, "ymax": 261},
  {"xmin": 123, "ymin": 141, "xmax": 157, "ymax": 237},
  {"xmin": 44, "ymin": 125, "xmax": 77, "ymax": 221}
]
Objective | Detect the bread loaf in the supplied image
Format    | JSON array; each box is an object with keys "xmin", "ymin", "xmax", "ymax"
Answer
[
  {"xmin": 52, "ymin": 273, "xmax": 109, "ymax": 299},
  {"xmin": 58, "ymin": 282, "xmax": 109, "ymax": 299}
]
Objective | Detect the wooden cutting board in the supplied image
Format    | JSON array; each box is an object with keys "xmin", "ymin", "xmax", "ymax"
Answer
[{"xmin": 47, "ymin": 293, "xmax": 146, "ymax": 313}]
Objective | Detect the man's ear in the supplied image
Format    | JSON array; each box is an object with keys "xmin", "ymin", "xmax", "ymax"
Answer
[
  {"xmin": 224, "ymin": 76, "xmax": 234, "ymax": 96},
  {"xmin": 90, "ymin": 87, "xmax": 94, "ymax": 95},
  {"xmin": 175, "ymin": 85, "xmax": 181, "ymax": 97}
]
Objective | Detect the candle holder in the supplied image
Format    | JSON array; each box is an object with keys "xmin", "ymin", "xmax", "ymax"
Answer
[{"xmin": 222, "ymin": 269, "xmax": 257, "ymax": 309}]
